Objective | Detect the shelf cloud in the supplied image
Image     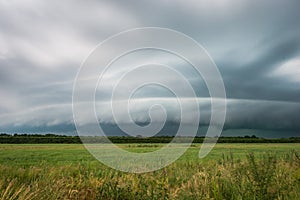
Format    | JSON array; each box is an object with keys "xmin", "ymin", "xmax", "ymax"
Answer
[{"xmin": 0, "ymin": 0, "xmax": 299, "ymax": 137}]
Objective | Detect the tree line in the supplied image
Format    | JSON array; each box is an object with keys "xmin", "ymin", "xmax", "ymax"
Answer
[{"xmin": 0, "ymin": 133, "xmax": 299, "ymax": 144}]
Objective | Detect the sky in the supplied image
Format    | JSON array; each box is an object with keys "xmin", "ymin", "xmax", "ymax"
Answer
[{"xmin": 0, "ymin": 0, "xmax": 299, "ymax": 138}]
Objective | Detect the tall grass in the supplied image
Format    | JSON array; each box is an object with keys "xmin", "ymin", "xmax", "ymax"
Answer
[{"xmin": 0, "ymin": 151, "xmax": 299, "ymax": 199}]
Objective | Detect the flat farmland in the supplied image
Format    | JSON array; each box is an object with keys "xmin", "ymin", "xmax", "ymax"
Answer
[{"xmin": 0, "ymin": 143, "xmax": 299, "ymax": 199}]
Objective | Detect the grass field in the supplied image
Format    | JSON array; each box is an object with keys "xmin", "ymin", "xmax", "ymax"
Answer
[{"xmin": 0, "ymin": 143, "xmax": 300, "ymax": 199}]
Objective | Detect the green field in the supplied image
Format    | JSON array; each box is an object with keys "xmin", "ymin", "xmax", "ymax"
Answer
[{"xmin": 0, "ymin": 143, "xmax": 300, "ymax": 199}]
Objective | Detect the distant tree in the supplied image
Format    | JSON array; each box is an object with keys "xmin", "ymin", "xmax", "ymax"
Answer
[
  {"xmin": 45, "ymin": 134, "xmax": 56, "ymax": 137},
  {"xmin": 0, "ymin": 133, "xmax": 10, "ymax": 137}
]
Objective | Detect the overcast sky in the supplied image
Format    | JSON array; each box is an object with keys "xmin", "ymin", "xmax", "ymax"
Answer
[{"xmin": 0, "ymin": 0, "xmax": 299, "ymax": 137}]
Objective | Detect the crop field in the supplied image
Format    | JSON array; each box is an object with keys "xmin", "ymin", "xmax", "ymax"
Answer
[{"xmin": 0, "ymin": 143, "xmax": 300, "ymax": 199}]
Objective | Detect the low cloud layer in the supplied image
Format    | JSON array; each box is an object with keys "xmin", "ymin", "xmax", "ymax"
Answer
[{"xmin": 0, "ymin": 98, "xmax": 299, "ymax": 137}]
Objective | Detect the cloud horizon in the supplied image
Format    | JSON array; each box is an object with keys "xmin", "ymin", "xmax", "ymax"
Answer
[{"xmin": 0, "ymin": 0, "xmax": 299, "ymax": 138}]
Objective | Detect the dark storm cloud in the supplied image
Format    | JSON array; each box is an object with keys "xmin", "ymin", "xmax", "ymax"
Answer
[
  {"xmin": 0, "ymin": 0, "xmax": 299, "ymax": 136},
  {"xmin": 221, "ymin": 35, "xmax": 300, "ymax": 101}
]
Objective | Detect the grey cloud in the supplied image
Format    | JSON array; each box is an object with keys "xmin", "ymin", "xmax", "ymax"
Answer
[
  {"xmin": 221, "ymin": 35, "xmax": 300, "ymax": 101},
  {"xmin": 0, "ymin": 98, "xmax": 299, "ymax": 137},
  {"xmin": 0, "ymin": 0, "xmax": 299, "ymax": 136}
]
